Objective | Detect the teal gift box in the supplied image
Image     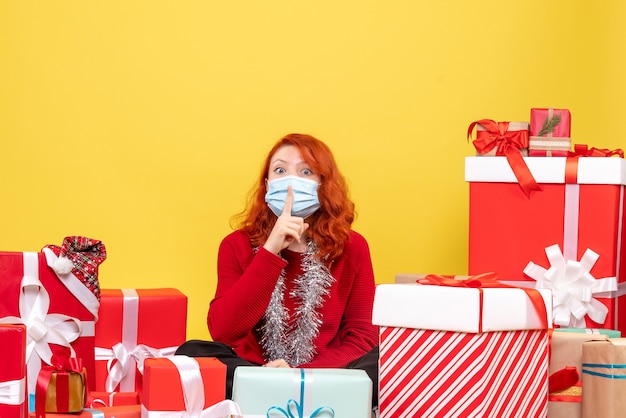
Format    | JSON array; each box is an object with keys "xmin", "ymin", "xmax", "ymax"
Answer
[{"xmin": 232, "ymin": 367, "xmax": 372, "ymax": 417}]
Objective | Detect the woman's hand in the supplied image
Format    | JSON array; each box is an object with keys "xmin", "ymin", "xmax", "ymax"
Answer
[
  {"xmin": 263, "ymin": 186, "xmax": 309, "ymax": 255},
  {"xmin": 263, "ymin": 359, "xmax": 291, "ymax": 368}
]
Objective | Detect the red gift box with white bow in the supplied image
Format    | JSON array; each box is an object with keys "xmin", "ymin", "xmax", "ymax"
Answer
[
  {"xmin": 93, "ymin": 288, "xmax": 187, "ymax": 396},
  {"xmin": 0, "ymin": 239, "xmax": 104, "ymax": 398},
  {"xmin": 466, "ymin": 154, "xmax": 626, "ymax": 333}
]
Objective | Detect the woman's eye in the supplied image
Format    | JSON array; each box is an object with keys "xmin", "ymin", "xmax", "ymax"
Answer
[
  {"xmin": 274, "ymin": 167, "xmax": 286, "ymax": 174},
  {"xmin": 302, "ymin": 168, "xmax": 313, "ymax": 175}
]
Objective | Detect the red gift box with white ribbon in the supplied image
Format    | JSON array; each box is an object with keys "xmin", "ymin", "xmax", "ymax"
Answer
[
  {"xmin": 0, "ymin": 324, "xmax": 27, "ymax": 418},
  {"xmin": 0, "ymin": 245, "xmax": 102, "ymax": 397},
  {"xmin": 466, "ymin": 154, "xmax": 626, "ymax": 333},
  {"xmin": 141, "ymin": 356, "xmax": 237, "ymax": 417},
  {"xmin": 372, "ymin": 278, "xmax": 552, "ymax": 418},
  {"xmin": 93, "ymin": 288, "xmax": 187, "ymax": 395}
]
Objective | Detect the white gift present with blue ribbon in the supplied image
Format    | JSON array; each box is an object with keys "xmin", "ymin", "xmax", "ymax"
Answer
[{"xmin": 232, "ymin": 367, "xmax": 371, "ymax": 418}]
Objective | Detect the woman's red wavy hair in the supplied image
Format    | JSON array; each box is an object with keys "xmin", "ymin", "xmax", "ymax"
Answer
[{"xmin": 233, "ymin": 133, "xmax": 355, "ymax": 262}]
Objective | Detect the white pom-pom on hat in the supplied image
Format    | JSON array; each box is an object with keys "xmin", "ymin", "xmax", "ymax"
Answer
[{"xmin": 53, "ymin": 256, "xmax": 74, "ymax": 275}]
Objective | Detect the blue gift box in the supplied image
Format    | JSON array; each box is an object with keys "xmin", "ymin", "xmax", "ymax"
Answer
[{"xmin": 232, "ymin": 367, "xmax": 372, "ymax": 417}]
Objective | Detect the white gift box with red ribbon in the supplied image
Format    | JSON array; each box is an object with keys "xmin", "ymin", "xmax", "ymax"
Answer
[{"xmin": 372, "ymin": 283, "xmax": 552, "ymax": 418}]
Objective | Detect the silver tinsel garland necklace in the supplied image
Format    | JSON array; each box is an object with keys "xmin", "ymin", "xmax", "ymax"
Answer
[{"xmin": 259, "ymin": 240, "xmax": 335, "ymax": 366}]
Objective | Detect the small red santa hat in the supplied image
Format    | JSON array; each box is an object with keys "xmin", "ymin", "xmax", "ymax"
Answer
[{"xmin": 44, "ymin": 236, "xmax": 107, "ymax": 300}]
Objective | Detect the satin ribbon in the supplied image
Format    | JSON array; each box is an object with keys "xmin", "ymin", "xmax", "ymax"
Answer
[
  {"xmin": 0, "ymin": 378, "xmax": 26, "ymax": 405},
  {"xmin": 419, "ymin": 272, "xmax": 549, "ymax": 332},
  {"xmin": 266, "ymin": 369, "xmax": 336, "ymax": 418},
  {"xmin": 35, "ymin": 355, "xmax": 86, "ymax": 418},
  {"xmin": 93, "ymin": 289, "xmax": 177, "ymax": 392},
  {"xmin": 142, "ymin": 356, "xmax": 243, "ymax": 417},
  {"xmin": 468, "ymin": 119, "xmax": 542, "ymax": 197},
  {"xmin": 569, "ymin": 144, "xmax": 624, "ymax": 158},
  {"xmin": 0, "ymin": 253, "xmax": 83, "ymax": 394},
  {"xmin": 582, "ymin": 363, "xmax": 626, "ymax": 379},
  {"xmin": 524, "ymin": 245, "xmax": 617, "ymax": 327}
]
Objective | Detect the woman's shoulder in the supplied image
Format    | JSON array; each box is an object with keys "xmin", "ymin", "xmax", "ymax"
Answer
[
  {"xmin": 220, "ymin": 229, "xmax": 251, "ymax": 248},
  {"xmin": 345, "ymin": 230, "xmax": 370, "ymax": 251}
]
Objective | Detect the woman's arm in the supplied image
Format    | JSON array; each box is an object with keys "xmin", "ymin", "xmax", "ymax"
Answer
[{"xmin": 207, "ymin": 232, "xmax": 287, "ymax": 346}]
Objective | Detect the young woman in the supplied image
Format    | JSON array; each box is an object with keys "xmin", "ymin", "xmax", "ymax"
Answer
[{"xmin": 176, "ymin": 133, "xmax": 379, "ymax": 404}]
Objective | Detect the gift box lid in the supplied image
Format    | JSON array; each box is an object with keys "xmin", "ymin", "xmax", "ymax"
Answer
[
  {"xmin": 372, "ymin": 283, "xmax": 552, "ymax": 333},
  {"xmin": 465, "ymin": 156, "xmax": 626, "ymax": 185}
]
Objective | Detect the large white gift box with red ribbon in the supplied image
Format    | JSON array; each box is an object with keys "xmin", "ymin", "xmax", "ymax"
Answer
[
  {"xmin": 466, "ymin": 155, "xmax": 626, "ymax": 332},
  {"xmin": 232, "ymin": 367, "xmax": 372, "ymax": 417},
  {"xmin": 94, "ymin": 288, "xmax": 187, "ymax": 396},
  {"xmin": 0, "ymin": 245, "xmax": 102, "ymax": 398},
  {"xmin": 372, "ymin": 281, "xmax": 552, "ymax": 418}
]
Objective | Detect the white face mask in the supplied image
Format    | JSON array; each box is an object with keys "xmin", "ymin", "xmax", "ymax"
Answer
[{"xmin": 264, "ymin": 175, "xmax": 320, "ymax": 218}]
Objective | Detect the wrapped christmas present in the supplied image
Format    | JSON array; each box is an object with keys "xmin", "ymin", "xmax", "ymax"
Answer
[
  {"xmin": 466, "ymin": 154, "xmax": 626, "ymax": 333},
  {"xmin": 142, "ymin": 356, "xmax": 235, "ymax": 417},
  {"xmin": 94, "ymin": 288, "xmax": 187, "ymax": 396},
  {"xmin": 582, "ymin": 338, "xmax": 626, "ymax": 418},
  {"xmin": 529, "ymin": 108, "xmax": 571, "ymax": 156},
  {"xmin": 0, "ymin": 324, "xmax": 27, "ymax": 418},
  {"xmin": 233, "ymin": 367, "xmax": 372, "ymax": 418},
  {"xmin": 0, "ymin": 237, "xmax": 106, "ymax": 398},
  {"xmin": 372, "ymin": 274, "xmax": 552, "ymax": 418},
  {"xmin": 467, "ymin": 119, "xmax": 540, "ymax": 197}
]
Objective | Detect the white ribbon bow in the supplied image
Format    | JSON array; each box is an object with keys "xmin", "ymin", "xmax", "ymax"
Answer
[
  {"xmin": 524, "ymin": 244, "xmax": 618, "ymax": 327},
  {"xmin": 141, "ymin": 356, "xmax": 242, "ymax": 418},
  {"xmin": 0, "ymin": 252, "xmax": 82, "ymax": 393},
  {"xmin": 95, "ymin": 343, "xmax": 178, "ymax": 392},
  {"xmin": 0, "ymin": 378, "xmax": 25, "ymax": 405}
]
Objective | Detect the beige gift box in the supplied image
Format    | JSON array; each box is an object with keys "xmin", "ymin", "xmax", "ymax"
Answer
[{"xmin": 582, "ymin": 338, "xmax": 626, "ymax": 418}]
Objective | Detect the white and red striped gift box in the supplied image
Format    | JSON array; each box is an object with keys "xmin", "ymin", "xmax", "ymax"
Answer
[{"xmin": 373, "ymin": 283, "xmax": 552, "ymax": 418}]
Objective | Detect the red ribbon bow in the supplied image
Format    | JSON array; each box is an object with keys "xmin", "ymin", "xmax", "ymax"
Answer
[
  {"xmin": 468, "ymin": 119, "xmax": 542, "ymax": 198},
  {"xmin": 35, "ymin": 352, "xmax": 88, "ymax": 418},
  {"xmin": 563, "ymin": 144, "xmax": 624, "ymax": 184},
  {"xmin": 418, "ymin": 272, "xmax": 549, "ymax": 332}
]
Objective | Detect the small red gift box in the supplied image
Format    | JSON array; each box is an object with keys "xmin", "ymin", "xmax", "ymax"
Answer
[
  {"xmin": 529, "ymin": 108, "xmax": 572, "ymax": 156},
  {"xmin": 94, "ymin": 288, "xmax": 187, "ymax": 395},
  {"xmin": 142, "ymin": 356, "xmax": 229, "ymax": 416},
  {"xmin": 0, "ymin": 239, "xmax": 103, "ymax": 396},
  {"xmin": 0, "ymin": 324, "xmax": 27, "ymax": 418},
  {"xmin": 88, "ymin": 391, "xmax": 139, "ymax": 408},
  {"xmin": 372, "ymin": 280, "xmax": 552, "ymax": 418},
  {"xmin": 466, "ymin": 155, "xmax": 626, "ymax": 333}
]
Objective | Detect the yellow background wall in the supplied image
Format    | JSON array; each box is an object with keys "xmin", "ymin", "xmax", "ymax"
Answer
[{"xmin": 1, "ymin": 1, "xmax": 624, "ymax": 340}]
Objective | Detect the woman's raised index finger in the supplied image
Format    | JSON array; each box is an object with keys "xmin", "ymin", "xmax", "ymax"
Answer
[{"xmin": 282, "ymin": 185, "xmax": 294, "ymax": 216}]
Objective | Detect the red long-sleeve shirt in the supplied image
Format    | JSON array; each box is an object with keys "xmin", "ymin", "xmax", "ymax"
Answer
[{"xmin": 208, "ymin": 229, "xmax": 379, "ymax": 367}]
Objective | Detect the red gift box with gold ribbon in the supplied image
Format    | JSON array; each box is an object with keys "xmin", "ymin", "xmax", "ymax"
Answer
[
  {"xmin": 0, "ymin": 238, "xmax": 105, "ymax": 399},
  {"xmin": 466, "ymin": 151, "xmax": 626, "ymax": 333},
  {"xmin": 0, "ymin": 324, "xmax": 27, "ymax": 418},
  {"xmin": 93, "ymin": 288, "xmax": 187, "ymax": 396},
  {"xmin": 372, "ymin": 276, "xmax": 552, "ymax": 418}
]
